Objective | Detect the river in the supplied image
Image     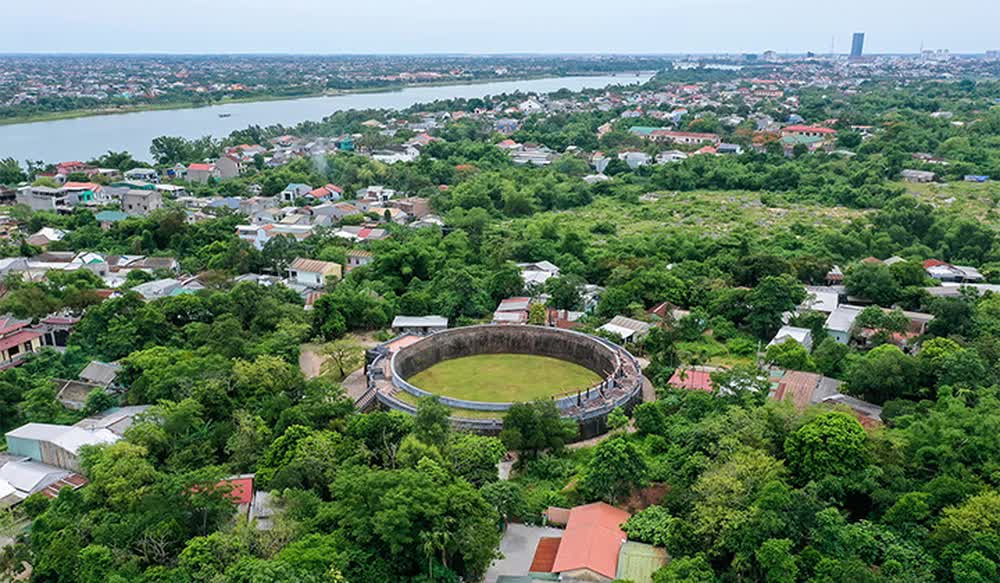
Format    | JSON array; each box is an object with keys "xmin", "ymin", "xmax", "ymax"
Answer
[{"xmin": 0, "ymin": 74, "xmax": 652, "ymax": 164}]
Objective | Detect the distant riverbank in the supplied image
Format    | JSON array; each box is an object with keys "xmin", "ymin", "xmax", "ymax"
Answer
[
  {"xmin": 0, "ymin": 72, "xmax": 652, "ymax": 128},
  {"xmin": 0, "ymin": 73, "xmax": 654, "ymax": 163}
]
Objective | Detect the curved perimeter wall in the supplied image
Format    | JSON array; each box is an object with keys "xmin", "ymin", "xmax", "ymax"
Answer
[{"xmin": 391, "ymin": 325, "xmax": 619, "ymax": 411}]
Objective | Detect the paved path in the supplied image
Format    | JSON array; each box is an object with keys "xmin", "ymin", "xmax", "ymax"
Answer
[
  {"xmin": 483, "ymin": 523, "xmax": 564, "ymax": 583},
  {"xmin": 341, "ymin": 366, "xmax": 369, "ymax": 401}
]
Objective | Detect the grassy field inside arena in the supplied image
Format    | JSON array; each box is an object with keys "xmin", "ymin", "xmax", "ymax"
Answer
[{"xmin": 406, "ymin": 354, "xmax": 602, "ymax": 403}]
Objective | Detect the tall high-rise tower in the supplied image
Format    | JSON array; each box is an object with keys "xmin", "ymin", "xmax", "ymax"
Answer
[{"xmin": 851, "ymin": 32, "xmax": 865, "ymax": 57}]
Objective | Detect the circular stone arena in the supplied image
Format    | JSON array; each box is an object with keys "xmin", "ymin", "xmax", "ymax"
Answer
[{"xmin": 371, "ymin": 325, "xmax": 645, "ymax": 436}]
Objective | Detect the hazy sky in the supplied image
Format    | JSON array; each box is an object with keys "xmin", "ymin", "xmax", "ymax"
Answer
[{"xmin": 3, "ymin": 0, "xmax": 996, "ymax": 54}]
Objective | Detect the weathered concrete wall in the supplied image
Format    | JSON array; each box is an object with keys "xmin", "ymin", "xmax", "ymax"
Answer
[{"xmin": 393, "ymin": 324, "xmax": 617, "ymax": 381}]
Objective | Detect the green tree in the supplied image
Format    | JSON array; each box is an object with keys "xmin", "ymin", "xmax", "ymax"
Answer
[
  {"xmin": 653, "ymin": 555, "xmax": 716, "ymax": 583},
  {"xmin": 528, "ymin": 302, "xmax": 547, "ymax": 325},
  {"xmin": 784, "ymin": 412, "xmax": 867, "ymax": 483},
  {"xmin": 500, "ymin": 401, "xmax": 577, "ymax": 461},
  {"xmin": 846, "ymin": 344, "xmax": 922, "ymax": 404},
  {"xmin": 755, "ymin": 538, "xmax": 798, "ymax": 583},
  {"xmin": 844, "ymin": 262, "xmax": 900, "ymax": 306},
  {"xmin": 546, "ymin": 275, "xmax": 584, "ymax": 310},
  {"xmin": 446, "ymin": 433, "xmax": 506, "ymax": 487},
  {"xmin": 0, "ymin": 157, "xmax": 26, "ymax": 185},
  {"xmin": 747, "ymin": 275, "xmax": 807, "ymax": 340},
  {"xmin": 765, "ymin": 339, "xmax": 815, "ymax": 371},
  {"xmin": 579, "ymin": 436, "xmax": 648, "ymax": 503},
  {"xmin": 414, "ymin": 397, "xmax": 452, "ymax": 449}
]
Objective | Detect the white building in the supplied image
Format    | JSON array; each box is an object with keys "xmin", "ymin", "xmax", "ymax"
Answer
[{"xmin": 287, "ymin": 257, "xmax": 342, "ymax": 288}]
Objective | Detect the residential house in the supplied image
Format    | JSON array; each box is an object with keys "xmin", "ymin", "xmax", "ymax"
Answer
[
  {"xmin": 598, "ymin": 316, "xmax": 652, "ymax": 342},
  {"xmin": 4, "ymin": 423, "xmax": 118, "ymax": 472},
  {"xmin": 62, "ymin": 182, "xmax": 103, "ymax": 205},
  {"xmin": 511, "ymin": 145, "xmax": 557, "ymax": 166},
  {"xmin": 495, "ymin": 118, "xmax": 520, "ymax": 134},
  {"xmin": 131, "ymin": 278, "xmax": 188, "ymax": 301},
  {"xmin": 327, "ymin": 202, "xmax": 364, "ymax": 222},
  {"xmin": 529, "ymin": 503, "xmax": 646, "ymax": 583},
  {"xmin": 187, "ymin": 163, "xmax": 220, "ymax": 184},
  {"xmin": 94, "ymin": 210, "xmax": 129, "ymax": 230},
  {"xmin": 124, "ymin": 168, "xmax": 159, "ymax": 183},
  {"xmin": 345, "ymin": 249, "xmax": 374, "ymax": 271},
  {"xmin": 900, "ymin": 169, "xmax": 936, "ymax": 183},
  {"xmin": 655, "ymin": 150, "xmax": 688, "ymax": 164},
  {"xmin": 122, "ymin": 189, "xmax": 163, "ymax": 216},
  {"xmin": 334, "ymin": 226, "xmax": 389, "ymax": 243},
  {"xmin": 410, "ymin": 214, "xmax": 445, "ymax": 229},
  {"xmin": 305, "ymin": 184, "xmax": 343, "ymax": 203},
  {"xmin": 72, "ymin": 405, "xmax": 150, "ymax": 436},
  {"xmin": 214, "ymin": 155, "xmax": 243, "ymax": 180},
  {"xmin": 770, "ymin": 370, "xmax": 883, "ymax": 428},
  {"xmin": 648, "ymin": 130, "xmax": 721, "ymax": 146},
  {"xmin": 235, "ymin": 224, "xmax": 314, "ymax": 250},
  {"xmin": 26, "ymin": 227, "xmax": 66, "ymax": 247},
  {"xmin": 356, "ymin": 185, "xmax": 397, "ymax": 205},
  {"xmin": 824, "ymin": 304, "xmax": 866, "ymax": 344},
  {"xmin": 493, "ymin": 297, "xmax": 533, "ymax": 324},
  {"xmin": 390, "ymin": 197, "xmax": 431, "ymax": 219},
  {"xmin": 280, "ymin": 183, "xmax": 313, "ymax": 203},
  {"xmin": 618, "ymin": 151, "xmax": 651, "ymax": 169},
  {"xmin": 781, "ymin": 125, "xmax": 837, "ymax": 140},
  {"xmin": 0, "ymin": 316, "xmax": 44, "ymax": 370},
  {"xmin": 54, "ymin": 361, "xmax": 122, "ymax": 411},
  {"xmin": 591, "ymin": 152, "xmax": 610, "ymax": 173},
  {"xmin": 517, "ymin": 261, "xmax": 560, "ymax": 287},
  {"xmin": 518, "ymin": 98, "xmax": 543, "ymax": 114},
  {"xmin": 0, "ymin": 458, "xmax": 87, "ymax": 509},
  {"xmin": 372, "ymin": 145, "xmax": 421, "ymax": 164},
  {"xmin": 287, "ymin": 257, "xmax": 342, "ymax": 288},
  {"xmin": 768, "ymin": 325, "xmax": 814, "ymax": 351},
  {"xmin": 923, "ymin": 259, "xmax": 984, "ymax": 283},
  {"xmin": 16, "ymin": 185, "xmax": 77, "ymax": 212}
]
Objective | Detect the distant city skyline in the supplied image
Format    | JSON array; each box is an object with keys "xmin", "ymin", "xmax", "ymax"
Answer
[{"xmin": 2, "ymin": 0, "xmax": 997, "ymax": 55}]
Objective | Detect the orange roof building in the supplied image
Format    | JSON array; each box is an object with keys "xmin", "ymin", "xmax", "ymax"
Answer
[{"xmin": 547, "ymin": 502, "xmax": 631, "ymax": 582}]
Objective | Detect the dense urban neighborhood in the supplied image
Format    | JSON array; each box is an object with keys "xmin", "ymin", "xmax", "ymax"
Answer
[{"xmin": 0, "ymin": 46, "xmax": 999, "ymax": 583}]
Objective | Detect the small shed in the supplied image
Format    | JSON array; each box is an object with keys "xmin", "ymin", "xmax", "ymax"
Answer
[{"xmin": 391, "ymin": 315, "xmax": 449, "ymax": 336}]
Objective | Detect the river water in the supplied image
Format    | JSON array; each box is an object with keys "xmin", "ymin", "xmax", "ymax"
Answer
[{"xmin": 0, "ymin": 74, "xmax": 651, "ymax": 164}]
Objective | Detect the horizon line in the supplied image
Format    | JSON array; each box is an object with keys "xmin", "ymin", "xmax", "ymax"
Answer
[{"xmin": 0, "ymin": 50, "xmax": 990, "ymax": 57}]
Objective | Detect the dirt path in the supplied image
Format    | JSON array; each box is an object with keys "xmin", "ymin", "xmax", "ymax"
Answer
[
  {"xmin": 298, "ymin": 335, "xmax": 381, "ymax": 382},
  {"xmin": 298, "ymin": 347, "xmax": 326, "ymax": 380}
]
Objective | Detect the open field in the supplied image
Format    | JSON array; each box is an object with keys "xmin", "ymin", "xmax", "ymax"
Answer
[
  {"xmin": 521, "ymin": 190, "xmax": 869, "ymax": 240},
  {"xmin": 906, "ymin": 182, "xmax": 1000, "ymax": 227},
  {"xmin": 406, "ymin": 353, "xmax": 602, "ymax": 403}
]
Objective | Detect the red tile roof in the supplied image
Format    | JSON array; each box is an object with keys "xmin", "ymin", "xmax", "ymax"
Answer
[
  {"xmin": 188, "ymin": 163, "xmax": 215, "ymax": 172},
  {"xmin": 62, "ymin": 182, "xmax": 100, "ymax": 190},
  {"xmin": 217, "ymin": 476, "xmax": 254, "ymax": 505},
  {"xmin": 0, "ymin": 317, "xmax": 30, "ymax": 336},
  {"xmin": 783, "ymin": 125, "xmax": 837, "ymax": 135},
  {"xmin": 0, "ymin": 329, "xmax": 43, "ymax": 352},
  {"xmin": 550, "ymin": 503, "xmax": 631, "ymax": 580},
  {"xmin": 668, "ymin": 369, "xmax": 714, "ymax": 392},
  {"xmin": 530, "ymin": 537, "xmax": 562, "ymax": 573},
  {"xmin": 923, "ymin": 259, "xmax": 948, "ymax": 268}
]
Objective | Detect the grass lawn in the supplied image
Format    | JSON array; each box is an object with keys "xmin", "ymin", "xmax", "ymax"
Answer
[
  {"xmin": 391, "ymin": 390, "xmax": 505, "ymax": 420},
  {"xmin": 407, "ymin": 354, "xmax": 602, "ymax": 403}
]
